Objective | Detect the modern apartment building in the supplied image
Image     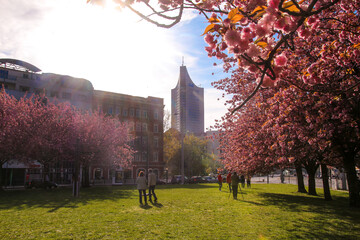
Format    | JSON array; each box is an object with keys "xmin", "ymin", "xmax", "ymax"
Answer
[
  {"xmin": 171, "ymin": 65, "xmax": 204, "ymax": 136},
  {"xmin": 0, "ymin": 58, "xmax": 94, "ymax": 110},
  {"xmin": 0, "ymin": 58, "xmax": 164, "ymax": 186}
]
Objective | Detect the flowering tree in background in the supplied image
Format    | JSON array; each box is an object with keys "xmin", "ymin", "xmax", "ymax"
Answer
[
  {"xmin": 72, "ymin": 110, "xmax": 133, "ymax": 189},
  {"xmin": 23, "ymin": 97, "xmax": 76, "ymax": 183},
  {"xmin": 0, "ymin": 90, "xmax": 32, "ymax": 188},
  {"xmin": 0, "ymin": 90, "xmax": 133, "ymax": 196}
]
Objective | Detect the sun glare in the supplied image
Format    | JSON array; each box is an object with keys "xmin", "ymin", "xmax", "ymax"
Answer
[{"xmin": 28, "ymin": 0, "xmax": 180, "ymax": 98}]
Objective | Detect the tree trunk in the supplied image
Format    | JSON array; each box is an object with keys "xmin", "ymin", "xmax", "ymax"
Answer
[
  {"xmin": 295, "ymin": 162, "xmax": 307, "ymax": 193},
  {"xmin": 343, "ymin": 154, "xmax": 360, "ymax": 208},
  {"xmin": 72, "ymin": 163, "xmax": 80, "ymax": 197},
  {"xmin": 0, "ymin": 164, "xmax": 3, "ymax": 191},
  {"xmin": 304, "ymin": 163, "xmax": 318, "ymax": 196},
  {"xmin": 82, "ymin": 165, "xmax": 90, "ymax": 188},
  {"xmin": 321, "ymin": 164, "xmax": 332, "ymax": 201},
  {"xmin": 43, "ymin": 162, "xmax": 49, "ymax": 182}
]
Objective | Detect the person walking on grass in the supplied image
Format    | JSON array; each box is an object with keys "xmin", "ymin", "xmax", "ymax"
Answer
[
  {"xmin": 247, "ymin": 176, "xmax": 251, "ymax": 188},
  {"xmin": 226, "ymin": 172, "xmax": 232, "ymax": 193},
  {"xmin": 240, "ymin": 175, "xmax": 245, "ymax": 188},
  {"xmin": 136, "ymin": 171, "xmax": 147, "ymax": 205},
  {"xmin": 231, "ymin": 172, "xmax": 239, "ymax": 200},
  {"xmin": 217, "ymin": 173, "xmax": 223, "ymax": 191},
  {"xmin": 148, "ymin": 168, "xmax": 158, "ymax": 203}
]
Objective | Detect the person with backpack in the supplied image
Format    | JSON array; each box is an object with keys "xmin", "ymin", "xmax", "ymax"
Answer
[
  {"xmin": 148, "ymin": 169, "xmax": 158, "ymax": 203},
  {"xmin": 136, "ymin": 171, "xmax": 147, "ymax": 205}
]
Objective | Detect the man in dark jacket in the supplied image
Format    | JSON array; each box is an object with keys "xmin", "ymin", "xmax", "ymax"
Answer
[
  {"xmin": 226, "ymin": 172, "xmax": 232, "ymax": 193},
  {"xmin": 231, "ymin": 172, "xmax": 239, "ymax": 199}
]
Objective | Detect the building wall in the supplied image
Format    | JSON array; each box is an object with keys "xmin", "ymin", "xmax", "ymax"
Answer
[
  {"xmin": 171, "ymin": 65, "xmax": 204, "ymax": 136},
  {"xmin": 0, "ymin": 65, "xmax": 94, "ymax": 110},
  {"xmin": 93, "ymin": 91, "xmax": 165, "ymax": 179}
]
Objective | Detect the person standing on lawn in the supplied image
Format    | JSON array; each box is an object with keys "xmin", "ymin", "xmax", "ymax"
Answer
[
  {"xmin": 148, "ymin": 168, "xmax": 158, "ymax": 202},
  {"xmin": 136, "ymin": 171, "xmax": 147, "ymax": 205},
  {"xmin": 226, "ymin": 172, "xmax": 232, "ymax": 193},
  {"xmin": 217, "ymin": 173, "xmax": 223, "ymax": 191},
  {"xmin": 231, "ymin": 172, "xmax": 239, "ymax": 200},
  {"xmin": 240, "ymin": 175, "xmax": 245, "ymax": 188},
  {"xmin": 247, "ymin": 176, "xmax": 251, "ymax": 188}
]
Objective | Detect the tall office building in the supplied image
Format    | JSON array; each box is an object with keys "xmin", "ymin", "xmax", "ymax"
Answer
[{"xmin": 171, "ymin": 65, "xmax": 204, "ymax": 136}]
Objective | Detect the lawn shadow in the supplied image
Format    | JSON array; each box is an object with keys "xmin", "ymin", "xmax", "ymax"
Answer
[
  {"xmin": 257, "ymin": 192, "xmax": 360, "ymax": 240},
  {"xmin": 258, "ymin": 191, "xmax": 359, "ymax": 221},
  {"xmin": 47, "ymin": 199, "xmax": 79, "ymax": 213},
  {"xmin": 140, "ymin": 204, "xmax": 152, "ymax": 209},
  {"xmin": 160, "ymin": 184, "xmax": 217, "ymax": 190},
  {"xmin": 0, "ymin": 185, "xmax": 137, "ymax": 212},
  {"xmin": 150, "ymin": 201, "xmax": 163, "ymax": 208}
]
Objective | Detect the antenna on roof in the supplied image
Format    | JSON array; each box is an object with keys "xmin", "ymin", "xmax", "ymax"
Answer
[{"xmin": 182, "ymin": 56, "xmax": 184, "ymax": 66}]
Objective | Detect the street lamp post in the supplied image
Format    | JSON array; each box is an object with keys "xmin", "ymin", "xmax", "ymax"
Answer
[
  {"xmin": 181, "ymin": 134, "xmax": 185, "ymax": 184},
  {"xmin": 174, "ymin": 111, "xmax": 185, "ymax": 185},
  {"xmin": 165, "ymin": 168, "xmax": 168, "ymax": 184}
]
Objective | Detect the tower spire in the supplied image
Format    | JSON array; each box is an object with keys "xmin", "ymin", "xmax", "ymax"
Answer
[{"xmin": 182, "ymin": 56, "xmax": 184, "ymax": 66}]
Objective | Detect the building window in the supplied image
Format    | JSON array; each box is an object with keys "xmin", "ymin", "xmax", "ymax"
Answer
[
  {"xmin": 153, "ymin": 152, "xmax": 159, "ymax": 162},
  {"xmin": 142, "ymin": 152, "xmax": 147, "ymax": 162},
  {"xmin": 23, "ymin": 73, "xmax": 29, "ymax": 79},
  {"xmin": 115, "ymin": 107, "xmax": 120, "ymax": 115},
  {"xmin": 142, "ymin": 136, "xmax": 147, "ymax": 146},
  {"xmin": 108, "ymin": 107, "xmax": 113, "ymax": 114},
  {"xmin": 142, "ymin": 123, "xmax": 148, "ymax": 132},
  {"xmin": 50, "ymin": 91, "xmax": 59, "ymax": 98},
  {"xmin": 136, "ymin": 109, "xmax": 141, "ymax": 118},
  {"xmin": 19, "ymin": 86, "xmax": 30, "ymax": 92},
  {"xmin": 134, "ymin": 153, "xmax": 141, "ymax": 162},
  {"xmin": 62, "ymin": 92, "xmax": 72, "ymax": 100},
  {"xmin": 129, "ymin": 108, "xmax": 135, "ymax": 117},
  {"xmin": 135, "ymin": 137, "xmax": 141, "ymax": 146},
  {"xmin": 154, "ymin": 137, "xmax": 159, "ymax": 148},
  {"xmin": 123, "ymin": 108, "xmax": 128, "ymax": 117},
  {"xmin": 136, "ymin": 122, "xmax": 141, "ymax": 132},
  {"xmin": 154, "ymin": 110, "xmax": 159, "ymax": 120},
  {"xmin": 143, "ymin": 110, "xmax": 148, "ymax": 119},
  {"xmin": 154, "ymin": 124, "xmax": 159, "ymax": 133}
]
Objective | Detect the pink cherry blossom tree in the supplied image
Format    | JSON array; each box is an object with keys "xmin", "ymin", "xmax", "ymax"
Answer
[
  {"xmin": 0, "ymin": 89, "xmax": 32, "ymax": 188},
  {"xmin": 0, "ymin": 90, "xmax": 133, "ymax": 196},
  {"xmin": 71, "ymin": 109, "xmax": 133, "ymax": 190},
  {"xmin": 23, "ymin": 97, "xmax": 76, "ymax": 183}
]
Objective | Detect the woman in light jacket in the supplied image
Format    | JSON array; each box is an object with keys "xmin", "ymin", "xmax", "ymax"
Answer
[{"xmin": 136, "ymin": 171, "xmax": 147, "ymax": 205}]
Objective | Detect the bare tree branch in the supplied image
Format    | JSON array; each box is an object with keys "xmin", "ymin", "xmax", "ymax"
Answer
[{"xmin": 125, "ymin": 2, "xmax": 184, "ymax": 28}]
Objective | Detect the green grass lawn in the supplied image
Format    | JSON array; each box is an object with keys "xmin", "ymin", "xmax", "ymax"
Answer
[{"xmin": 0, "ymin": 183, "xmax": 359, "ymax": 239}]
